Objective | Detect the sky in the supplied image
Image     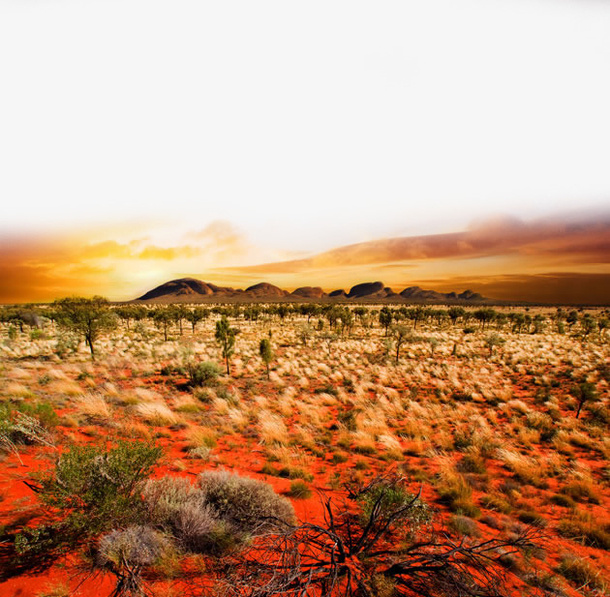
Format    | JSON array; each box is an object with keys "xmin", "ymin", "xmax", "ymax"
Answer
[{"xmin": 1, "ymin": 0, "xmax": 609, "ymax": 303}]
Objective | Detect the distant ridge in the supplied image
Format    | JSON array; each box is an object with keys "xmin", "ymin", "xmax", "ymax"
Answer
[{"xmin": 136, "ymin": 278, "xmax": 499, "ymax": 304}]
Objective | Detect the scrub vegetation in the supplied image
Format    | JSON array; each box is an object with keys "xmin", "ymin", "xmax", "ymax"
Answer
[{"xmin": 0, "ymin": 301, "xmax": 608, "ymax": 596}]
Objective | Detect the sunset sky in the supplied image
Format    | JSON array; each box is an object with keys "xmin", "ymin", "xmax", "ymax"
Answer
[{"xmin": 1, "ymin": 1, "xmax": 609, "ymax": 304}]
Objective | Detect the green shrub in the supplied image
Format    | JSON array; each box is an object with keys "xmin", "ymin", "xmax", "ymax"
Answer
[
  {"xmin": 188, "ymin": 361, "xmax": 221, "ymax": 387},
  {"xmin": 35, "ymin": 441, "xmax": 162, "ymax": 538},
  {"xmin": 359, "ymin": 479, "xmax": 431, "ymax": 530},
  {"xmin": 30, "ymin": 329, "xmax": 45, "ymax": 341},
  {"xmin": 19, "ymin": 401, "xmax": 59, "ymax": 429}
]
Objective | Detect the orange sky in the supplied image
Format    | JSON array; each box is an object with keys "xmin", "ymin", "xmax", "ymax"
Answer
[{"xmin": 1, "ymin": 212, "xmax": 609, "ymax": 305}]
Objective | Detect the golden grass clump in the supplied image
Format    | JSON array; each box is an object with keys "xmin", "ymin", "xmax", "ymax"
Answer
[{"xmin": 136, "ymin": 402, "xmax": 180, "ymax": 426}]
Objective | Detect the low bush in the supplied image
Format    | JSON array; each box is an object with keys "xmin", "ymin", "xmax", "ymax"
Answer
[
  {"xmin": 516, "ymin": 510, "xmax": 547, "ymax": 528},
  {"xmin": 557, "ymin": 516, "xmax": 610, "ymax": 550},
  {"xmin": 34, "ymin": 441, "xmax": 162, "ymax": 538},
  {"xmin": 557, "ymin": 554, "xmax": 606, "ymax": 592},
  {"xmin": 458, "ymin": 453, "xmax": 487, "ymax": 474},
  {"xmin": 437, "ymin": 474, "xmax": 481, "ymax": 518},
  {"xmin": 560, "ymin": 480, "xmax": 600, "ymax": 504},
  {"xmin": 197, "ymin": 470, "xmax": 295, "ymax": 536},
  {"xmin": 449, "ymin": 514, "xmax": 480, "ymax": 537},
  {"xmin": 96, "ymin": 525, "xmax": 171, "ymax": 596},
  {"xmin": 187, "ymin": 361, "xmax": 221, "ymax": 387},
  {"xmin": 287, "ymin": 480, "xmax": 312, "ymax": 499},
  {"xmin": 144, "ymin": 471, "xmax": 296, "ymax": 556},
  {"xmin": 0, "ymin": 401, "xmax": 58, "ymax": 452}
]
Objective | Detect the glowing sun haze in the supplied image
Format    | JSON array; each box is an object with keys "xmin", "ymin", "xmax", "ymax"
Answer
[{"xmin": 1, "ymin": 0, "xmax": 609, "ymax": 303}]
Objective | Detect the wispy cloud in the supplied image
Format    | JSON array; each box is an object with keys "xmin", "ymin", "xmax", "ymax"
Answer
[{"xmin": 1, "ymin": 212, "xmax": 609, "ymax": 304}]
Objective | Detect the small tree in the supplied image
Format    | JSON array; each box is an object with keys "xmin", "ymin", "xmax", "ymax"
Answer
[
  {"xmin": 580, "ymin": 314, "xmax": 596, "ymax": 339},
  {"xmin": 393, "ymin": 325, "xmax": 411, "ymax": 364},
  {"xmin": 54, "ymin": 296, "xmax": 117, "ymax": 360},
  {"xmin": 259, "ymin": 338, "xmax": 274, "ymax": 379},
  {"xmin": 484, "ymin": 332, "xmax": 506, "ymax": 357},
  {"xmin": 186, "ymin": 306, "xmax": 208, "ymax": 333},
  {"xmin": 447, "ymin": 306, "xmax": 465, "ymax": 326},
  {"xmin": 152, "ymin": 308, "xmax": 173, "ymax": 342},
  {"xmin": 215, "ymin": 316, "xmax": 238, "ymax": 376},
  {"xmin": 571, "ymin": 381, "xmax": 598, "ymax": 419},
  {"xmin": 474, "ymin": 307, "xmax": 496, "ymax": 331},
  {"xmin": 379, "ymin": 307, "xmax": 393, "ymax": 336}
]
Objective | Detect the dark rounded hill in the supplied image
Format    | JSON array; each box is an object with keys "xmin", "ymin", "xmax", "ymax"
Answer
[
  {"xmin": 291, "ymin": 286, "xmax": 326, "ymax": 299},
  {"xmin": 245, "ymin": 283, "xmax": 288, "ymax": 297},
  {"xmin": 138, "ymin": 278, "xmax": 219, "ymax": 300},
  {"xmin": 348, "ymin": 281, "xmax": 397, "ymax": 298},
  {"xmin": 135, "ymin": 278, "xmax": 496, "ymax": 304}
]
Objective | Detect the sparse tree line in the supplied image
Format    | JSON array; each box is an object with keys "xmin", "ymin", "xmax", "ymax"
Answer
[{"xmin": 1, "ymin": 300, "xmax": 608, "ymax": 372}]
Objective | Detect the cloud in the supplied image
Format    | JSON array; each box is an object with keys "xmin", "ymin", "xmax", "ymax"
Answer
[
  {"xmin": 226, "ymin": 212, "xmax": 610, "ymax": 274},
  {"xmin": 1, "ymin": 212, "xmax": 609, "ymax": 304}
]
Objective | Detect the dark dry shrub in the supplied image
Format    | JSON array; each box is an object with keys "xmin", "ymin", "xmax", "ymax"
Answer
[
  {"xmin": 449, "ymin": 515, "xmax": 480, "ymax": 537},
  {"xmin": 557, "ymin": 517, "xmax": 610, "ymax": 550},
  {"xmin": 496, "ymin": 552, "xmax": 522, "ymax": 574},
  {"xmin": 557, "ymin": 554, "xmax": 606, "ymax": 592},
  {"xmin": 480, "ymin": 493, "xmax": 512, "ymax": 514},
  {"xmin": 197, "ymin": 470, "xmax": 296, "ymax": 536},
  {"xmin": 278, "ymin": 466, "xmax": 313, "ymax": 482},
  {"xmin": 453, "ymin": 428, "xmax": 473, "ymax": 449},
  {"xmin": 142, "ymin": 476, "xmax": 196, "ymax": 524},
  {"xmin": 97, "ymin": 525, "xmax": 169, "ymax": 570},
  {"xmin": 458, "ymin": 453, "xmax": 487, "ymax": 474},
  {"xmin": 354, "ymin": 444, "xmax": 377, "ymax": 456},
  {"xmin": 560, "ymin": 480, "xmax": 600, "ymax": 504},
  {"xmin": 97, "ymin": 525, "xmax": 171, "ymax": 597},
  {"xmin": 480, "ymin": 514, "xmax": 504, "ymax": 530},
  {"xmin": 516, "ymin": 510, "xmax": 547, "ymax": 528},
  {"xmin": 331, "ymin": 451, "xmax": 348, "ymax": 464},
  {"xmin": 437, "ymin": 474, "xmax": 481, "ymax": 518},
  {"xmin": 522, "ymin": 571, "xmax": 562, "ymax": 593},
  {"xmin": 260, "ymin": 461, "xmax": 280, "ymax": 476},
  {"xmin": 588, "ymin": 403, "xmax": 609, "ymax": 426},
  {"xmin": 173, "ymin": 502, "xmax": 235, "ymax": 555},
  {"xmin": 549, "ymin": 493, "xmax": 576, "ymax": 509}
]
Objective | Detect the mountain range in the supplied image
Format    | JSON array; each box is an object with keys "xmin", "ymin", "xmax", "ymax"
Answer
[{"xmin": 135, "ymin": 278, "xmax": 495, "ymax": 304}]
